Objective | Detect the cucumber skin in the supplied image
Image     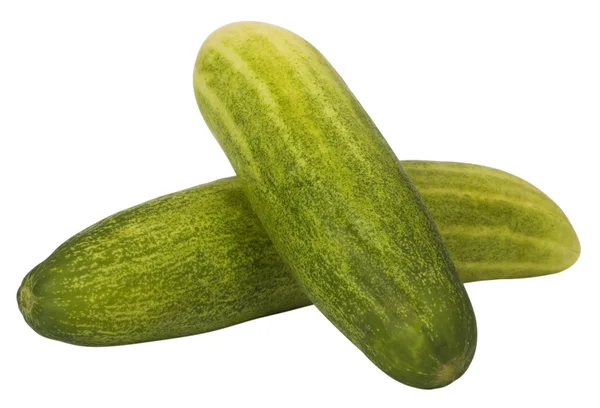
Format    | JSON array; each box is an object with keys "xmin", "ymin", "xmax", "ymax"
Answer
[
  {"xmin": 18, "ymin": 161, "xmax": 579, "ymax": 349},
  {"xmin": 404, "ymin": 161, "xmax": 580, "ymax": 282},
  {"xmin": 193, "ymin": 22, "xmax": 476, "ymax": 388}
]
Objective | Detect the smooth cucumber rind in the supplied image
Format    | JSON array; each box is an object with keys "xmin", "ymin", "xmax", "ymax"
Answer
[
  {"xmin": 194, "ymin": 22, "xmax": 476, "ymax": 388},
  {"xmin": 18, "ymin": 162, "xmax": 579, "ymax": 350}
]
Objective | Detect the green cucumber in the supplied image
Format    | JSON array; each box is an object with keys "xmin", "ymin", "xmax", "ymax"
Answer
[
  {"xmin": 404, "ymin": 161, "xmax": 580, "ymax": 282},
  {"xmin": 193, "ymin": 21, "xmax": 476, "ymax": 388},
  {"xmin": 18, "ymin": 161, "xmax": 579, "ymax": 351}
]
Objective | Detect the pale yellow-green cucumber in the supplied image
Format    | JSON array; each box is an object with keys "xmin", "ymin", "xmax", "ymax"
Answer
[
  {"xmin": 18, "ymin": 161, "xmax": 579, "ymax": 353},
  {"xmin": 193, "ymin": 21, "xmax": 477, "ymax": 388}
]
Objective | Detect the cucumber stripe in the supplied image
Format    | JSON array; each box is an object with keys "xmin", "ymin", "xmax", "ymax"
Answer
[
  {"xmin": 419, "ymin": 188, "xmax": 560, "ymax": 217},
  {"xmin": 439, "ymin": 225, "xmax": 578, "ymax": 253}
]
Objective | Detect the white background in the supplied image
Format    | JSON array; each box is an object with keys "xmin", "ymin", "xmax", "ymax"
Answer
[{"xmin": 1, "ymin": 1, "xmax": 599, "ymax": 407}]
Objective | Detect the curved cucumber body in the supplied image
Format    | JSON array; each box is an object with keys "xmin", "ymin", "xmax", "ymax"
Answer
[
  {"xmin": 405, "ymin": 161, "xmax": 580, "ymax": 282},
  {"xmin": 18, "ymin": 161, "xmax": 579, "ymax": 349},
  {"xmin": 193, "ymin": 22, "xmax": 476, "ymax": 388}
]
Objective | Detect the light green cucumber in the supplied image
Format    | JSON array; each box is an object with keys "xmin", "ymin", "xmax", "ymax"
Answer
[
  {"xmin": 404, "ymin": 161, "xmax": 580, "ymax": 282},
  {"xmin": 18, "ymin": 161, "xmax": 579, "ymax": 351},
  {"xmin": 193, "ymin": 21, "xmax": 477, "ymax": 388}
]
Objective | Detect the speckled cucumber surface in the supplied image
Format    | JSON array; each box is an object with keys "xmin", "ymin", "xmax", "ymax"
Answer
[
  {"xmin": 193, "ymin": 22, "xmax": 477, "ymax": 388},
  {"xmin": 17, "ymin": 162, "xmax": 579, "ymax": 351},
  {"xmin": 404, "ymin": 161, "xmax": 579, "ymax": 282}
]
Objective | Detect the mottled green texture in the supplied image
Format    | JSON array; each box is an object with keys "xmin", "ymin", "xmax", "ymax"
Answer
[
  {"xmin": 17, "ymin": 162, "xmax": 579, "ymax": 350},
  {"xmin": 18, "ymin": 178, "xmax": 306, "ymax": 346},
  {"xmin": 404, "ymin": 161, "xmax": 580, "ymax": 282},
  {"xmin": 193, "ymin": 22, "xmax": 477, "ymax": 388}
]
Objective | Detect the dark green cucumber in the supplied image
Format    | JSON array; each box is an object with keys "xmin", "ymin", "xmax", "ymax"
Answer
[
  {"xmin": 18, "ymin": 162, "xmax": 579, "ymax": 351},
  {"xmin": 18, "ymin": 177, "xmax": 304, "ymax": 347},
  {"xmin": 193, "ymin": 22, "xmax": 476, "ymax": 388}
]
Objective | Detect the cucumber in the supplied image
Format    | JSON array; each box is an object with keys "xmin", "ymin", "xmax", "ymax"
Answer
[
  {"xmin": 193, "ymin": 21, "xmax": 477, "ymax": 388},
  {"xmin": 18, "ymin": 161, "xmax": 579, "ymax": 351},
  {"xmin": 404, "ymin": 161, "xmax": 580, "ymax": 282}
]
